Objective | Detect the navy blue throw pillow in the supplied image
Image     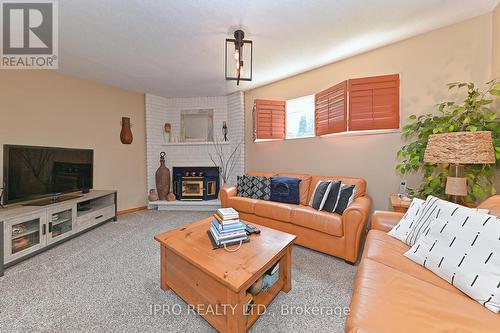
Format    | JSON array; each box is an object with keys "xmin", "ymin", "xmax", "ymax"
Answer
[{"xmin": 270, "ymin": 177, "xmax": 301, "ymax": 204}]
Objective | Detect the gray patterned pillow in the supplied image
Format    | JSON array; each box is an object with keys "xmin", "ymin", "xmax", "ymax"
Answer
[{"xmin": 237, "ymin": 175, "xmax": 271, "ymax": 200}]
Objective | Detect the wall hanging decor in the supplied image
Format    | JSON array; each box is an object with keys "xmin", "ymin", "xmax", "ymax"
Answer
[
  {"xmin": 120, "ymin": 117, "xmax": 133, "ymax": 144},
  {"xmin": 155, "ymin": 152, "xmax": 171, "ymax": 200}
]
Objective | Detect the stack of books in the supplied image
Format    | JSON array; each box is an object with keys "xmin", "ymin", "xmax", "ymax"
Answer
[{"xmin": 209, "ymin": 208, "xmax": 248, "ymax": 247}]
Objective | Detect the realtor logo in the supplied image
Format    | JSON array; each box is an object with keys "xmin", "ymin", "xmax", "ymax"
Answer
[{"xmin": 1, "ymin": 0, "xmax": 58, "ymax": 69}]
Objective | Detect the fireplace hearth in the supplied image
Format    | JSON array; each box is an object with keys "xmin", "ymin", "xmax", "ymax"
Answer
[{"xmin": 172, "ymin": 167, "xmax": 219, "ymax": 201}]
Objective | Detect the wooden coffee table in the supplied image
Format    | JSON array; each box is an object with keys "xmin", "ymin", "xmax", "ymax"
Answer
[{"xmin": 154, "ymin": 218, "xmax": 296, "ymax": 332}]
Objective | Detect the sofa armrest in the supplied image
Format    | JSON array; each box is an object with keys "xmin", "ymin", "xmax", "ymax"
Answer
[
  {"xmin": 371, "ymin": 211, "xmax": 404, "ymax": 233},
  {"xmin": 219, "ymin": 184, "xmax": 237, "ymax": 208},
  {"xmin": 477, "ymin": 195, "xmax": 500, "ymax": 216},
  {"xmin": 343, "ymin": 196, "xmax": 372, "ymax": 263}
]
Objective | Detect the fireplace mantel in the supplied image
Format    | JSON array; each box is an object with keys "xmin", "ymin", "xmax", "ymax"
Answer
[
  {"xmin": 145, "ymin": 93, "xmax": 245, "ymax": 195},
  {"xmin": 162, "ymin": 141, "xmax": 234, "ymax": 147}
]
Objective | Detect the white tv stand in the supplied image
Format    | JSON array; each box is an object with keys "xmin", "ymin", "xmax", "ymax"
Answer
[{"xmin": 0, "ymin": 190, "xmax": 117, "ymax": 277}]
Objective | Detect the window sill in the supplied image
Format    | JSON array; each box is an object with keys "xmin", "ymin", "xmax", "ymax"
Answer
[
  {"xmin": 320, "ymin": 128, "xmax": 401, "ymax": 138},
  {"xmin": 254, "ymin": 128, "xmax": 400, "ymax": 143},
  {"xmin": 162, "ymin": 141, "xmax": 234, "ymax": 146},
  {"xmin": 285, "ymin": 135, "xmax": 316, "ymax": 141},
  {"xmin": 254, "ymin": 135, "xmax": 316, "ymax": 143},
  {"xmin": 254, "ymin": 138, "xmax": 283, "ymax": 143}
]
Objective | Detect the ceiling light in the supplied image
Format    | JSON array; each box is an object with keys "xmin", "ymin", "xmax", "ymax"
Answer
[{"xmin": 225, "ymin": 29, "xmax": 252, "ymax": 85}]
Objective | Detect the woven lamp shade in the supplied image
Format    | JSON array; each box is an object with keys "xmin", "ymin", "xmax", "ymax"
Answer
[{"xmin": 424, "ymin": 131, "xmax": 496, "ymax": 164}]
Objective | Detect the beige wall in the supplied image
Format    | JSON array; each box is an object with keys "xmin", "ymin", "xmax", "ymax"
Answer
[
  {"xmin": 494, "ymin": 4, "xmax": 500, "ymax": 78},
  {"xmin": 0, "ymin": 71, "xmax": 146, "ymax": 211},
  {"xmin": 245, "ymin": 14, "xmax": 494, "ymax": 210}
]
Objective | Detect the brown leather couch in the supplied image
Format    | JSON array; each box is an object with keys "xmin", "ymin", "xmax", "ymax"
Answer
[
  {"xmin": 220, "ymin": 171, "xmax": 372, "ymax": 263},
  {"xmin": 346, "ymin": 195, "xmax": 500, "ymax": 332}
]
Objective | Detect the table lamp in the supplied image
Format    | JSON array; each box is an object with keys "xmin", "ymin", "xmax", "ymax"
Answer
[{"xmin": 423, "ymin": 131, "xmax": 496, "ymax": 203}]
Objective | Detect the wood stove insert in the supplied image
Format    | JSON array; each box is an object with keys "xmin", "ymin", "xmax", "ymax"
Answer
[{"xmin": 172, "ymin": 167, "xmax": 220, "ymax": 201}]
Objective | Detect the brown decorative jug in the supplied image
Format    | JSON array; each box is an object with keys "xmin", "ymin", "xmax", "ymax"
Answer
[
  {"xmin": 120, "ymin": 117, "xmax": 133, "ymax": 144},
  {"xmin": 166, "ymin": 192, "xmax": 176, "ymax": 201},
  {"xmin": 155, "ymin": 152, "xmax": 170, "ymax": 200},
  {"xmin": 148, "ymin": 189, "xmax": 159, "ymax": 201}
]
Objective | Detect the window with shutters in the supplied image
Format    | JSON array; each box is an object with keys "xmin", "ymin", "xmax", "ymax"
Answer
[
  {"xmin": 254, "ymin": 73, "xmax": 400, "ymax": 142},
  {"xmin": 253, "ymin": 99, "xmax": 286, "ymax": 140},
  {"xmin": 286, "ymin": 95, "xmax": 315, "ymax": 139},
  {"xmin": 314, "ymin": 74, "xmax": 400, "ymax": 136},
  {"xmin": 348, "ymin": 74, "xmax": 400, "ymax": 131},
  {"xmin": 315, "ymin": 80, "xmax": 347, "ymax": 136}
]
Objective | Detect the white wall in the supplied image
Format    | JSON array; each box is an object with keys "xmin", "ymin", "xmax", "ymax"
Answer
[{"xmin": 145, "ymin": 92, "xmax": 245, "ymax": 192}]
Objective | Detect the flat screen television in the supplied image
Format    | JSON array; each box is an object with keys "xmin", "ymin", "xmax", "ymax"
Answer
[{"xmin": 3, "ymin": 145, "xmax": 93, "ymax": 205}]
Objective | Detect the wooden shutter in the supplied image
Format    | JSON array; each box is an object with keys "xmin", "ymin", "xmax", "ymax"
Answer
[
  {"xmin": 253, "ymin": 99, "xmax": 286, "ymax": 140},
  {"xmin": 348, "ymin": 74, "xmax": 399, "ymax": 131},
  {"xmin": 315, "ymin": 80, "xmax": 347, "ymax": 136}
]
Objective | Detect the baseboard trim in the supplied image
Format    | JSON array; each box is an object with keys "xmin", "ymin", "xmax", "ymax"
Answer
[{"xmin": 117, "ymin": 206, "xmax": 147, "ymax": 215}]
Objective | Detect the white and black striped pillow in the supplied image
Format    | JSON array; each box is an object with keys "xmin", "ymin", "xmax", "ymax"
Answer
[
  {"xmin": 334, "ymin": 184, "xmax": 356, "ymax": 214},
  {"xmin": 405, "ymin": 196, "xmax": 490, "ymax": 246},
  {"xmin": 321, "ymin": 180, "xmax": 342, "ymax": 213},
  {"xmin": 309, "ymin": 181, "xmax": 332, "ymax": 210},
  {"xmin": 388, "ymin": 198, "xmax": 426, "ymax": 244},
  {"xmin": 405, "ymin": 211, "xmax": 500, "ymax": 313}
]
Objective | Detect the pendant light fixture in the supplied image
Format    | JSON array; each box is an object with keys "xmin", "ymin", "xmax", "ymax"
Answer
[{"xmin": 225, "ymin": 29, "xmax": 253, "ymax": 85}]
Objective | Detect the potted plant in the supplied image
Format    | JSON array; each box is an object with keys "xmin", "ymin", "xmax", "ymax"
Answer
[{"xmin": 396, "ymin": 80, "xmax": 500, "ymax": 202}]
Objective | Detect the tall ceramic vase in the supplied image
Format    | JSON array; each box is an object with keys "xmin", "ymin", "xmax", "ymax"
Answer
[
  {"xmin": 120, "ymin": 117, "xmax": 133, "ymax": 144},
  {"xmin": 155, "ymin": 152, "xmax": 170, "ymax": 200}
]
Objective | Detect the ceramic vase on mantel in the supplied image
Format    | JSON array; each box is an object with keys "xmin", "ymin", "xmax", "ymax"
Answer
[{"xmin": 155, "ymin": 152, "xmax": 170, "ymax": 200}]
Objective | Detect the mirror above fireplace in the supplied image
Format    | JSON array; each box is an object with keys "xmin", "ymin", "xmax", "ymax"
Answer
[{"xmin": 180, "ymin": 109, "xmax": 214, "ymax": 142}]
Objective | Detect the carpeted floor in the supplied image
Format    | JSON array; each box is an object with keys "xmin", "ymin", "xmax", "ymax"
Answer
[{"xmin": 0, "ymin": 210, "xmax": 357, "ymax": 332}]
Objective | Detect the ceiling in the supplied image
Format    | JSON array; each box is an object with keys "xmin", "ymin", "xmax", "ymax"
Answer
[{"xmin": 58, "ymin": 0, "xmax": 499, "ymax": 97}]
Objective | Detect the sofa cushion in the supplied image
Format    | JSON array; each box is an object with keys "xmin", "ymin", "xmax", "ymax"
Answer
[
  {"xmin": 334, "ymin": 183, "xmax": 356, "ymax": 214},
  {"xmin": 363, "ymin": 230, "xmax": 462, "ymax": 294},
  {"xmin": 277, "ymin": 173, "xmax": 311, "ymax": 206},
  {"xmin": 291, "ymin": 206, "xmax": 343, "ymax": 237},
  {"xmin": 226, "ymin": 197, "xmax": 258, "ymax": 214},
  {"xmin": 254, "ymin": 200, "xmax": 296, "ymax": 222},
  {"xmin": 307, "ymin": 176, "xmax": 366, "ymax": 203},
  {"xmin": 388, "ymin": 198, "xmax": 426, "ymax": 245},
  {"xmin": 308, "ymin": 180, "xmax": 332, "ymax": 210},
  {"xmin": 236, "ymin": 175, "xmax": 271, "ymax": 200},
  {"xmin": 320, "ymin": 180, "xmax": 342, "ymax": 212},
  {"xmin": 346, "ymin": 258, "xmax": 499, "ymax": 333},
  {"xmin": 405, "ymin": 195, "xmax": 485, "ymax": 246},
  {"xmin": 270, "ymin": 177, "xmax": 301, "ymax": 204},
  {"xmin": 405, "ymin": 212, "xmax": 500, "ymax": 313}
]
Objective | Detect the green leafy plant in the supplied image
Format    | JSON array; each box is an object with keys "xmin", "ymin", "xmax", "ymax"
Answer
[{"xmin": 396, "ymin": 80, "xmax": 500, "ymax": 202}]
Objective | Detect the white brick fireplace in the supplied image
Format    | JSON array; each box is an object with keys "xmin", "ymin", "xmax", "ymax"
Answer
[{"xmin": 145, "ymin": 92, "xmax": 245, "ymax": 195}]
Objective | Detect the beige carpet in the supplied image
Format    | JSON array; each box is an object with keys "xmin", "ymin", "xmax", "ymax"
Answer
[{"xmin": 0, "ymin": 210, "xmax": 357, "ymax": 332}]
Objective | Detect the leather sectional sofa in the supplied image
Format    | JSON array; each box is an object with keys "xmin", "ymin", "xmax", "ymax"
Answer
[
  {"xmin": 220, "ymin": 171, "xmax": 372, "ymax": 263},
  {"xmin": 346, "ymin": 195, "xmax": 500, "ymax": 332}
]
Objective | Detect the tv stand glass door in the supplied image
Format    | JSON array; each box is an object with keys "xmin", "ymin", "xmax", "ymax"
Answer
[
  {"xmin": 47, "ymin": 204, "xmax": 76, "ymax": 244},
  {"xmin": 4, "ymin": 212, "xmax": 47, "ymax": 264}
]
